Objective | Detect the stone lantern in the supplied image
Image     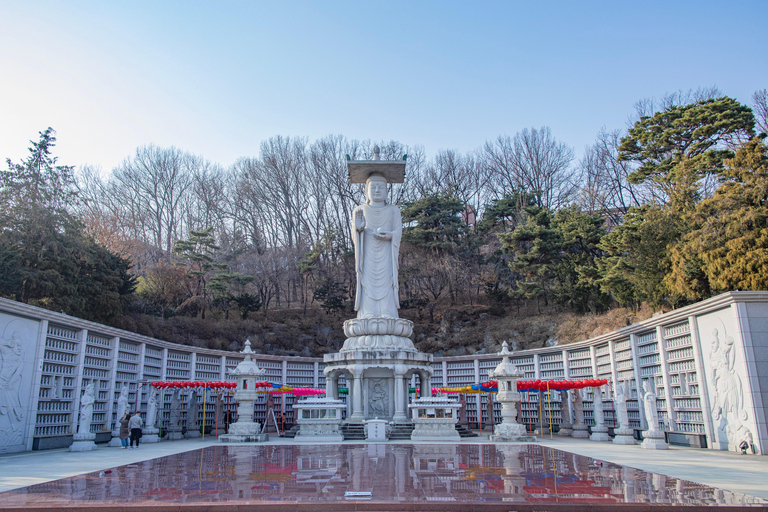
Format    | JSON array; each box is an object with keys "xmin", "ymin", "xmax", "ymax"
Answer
[
  {"xmin": 488, "ymin": 341, "xmax": 535, "ymax": 442},
  {"xmin": 219, "ymin": 340, "xmax": 268, "ymax": 443}
]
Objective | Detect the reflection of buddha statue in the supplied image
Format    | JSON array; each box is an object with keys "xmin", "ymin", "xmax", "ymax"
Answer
[{"xmin": 352, "ymin": 173, "xmax": 402, "ymax": 319}]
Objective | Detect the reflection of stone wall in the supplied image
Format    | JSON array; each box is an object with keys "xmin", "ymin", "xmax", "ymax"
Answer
[
  {"xmin": 0, "ymin": 313, "xmax": 39, "ymax": 453},
  {"xmin": 697, "ymin": 309, "xmax": 760, "ymax": 453}
]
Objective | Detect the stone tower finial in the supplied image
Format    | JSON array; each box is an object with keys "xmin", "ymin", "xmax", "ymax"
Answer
[
  {"xmin": 242, "ymin": 339, "xmax": 255, "ymax": 359},
  {"xmin": 373, "ymin": 145, "xmax": 380, "ymax": 160}
]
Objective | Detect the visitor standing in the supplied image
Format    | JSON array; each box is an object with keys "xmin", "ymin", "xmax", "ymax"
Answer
[
  {"xmin": 119, "ymin": 413, "xmax": 130, "ymax": 449},
  {"xmin": 129, "ymin": 411, "xmax": 143, "ymax": 449}
]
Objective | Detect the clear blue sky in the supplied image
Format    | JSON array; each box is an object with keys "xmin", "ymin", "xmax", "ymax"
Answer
[{"xmin": 1, "ymin": 1, "xmax": 766, "ymax": 173}]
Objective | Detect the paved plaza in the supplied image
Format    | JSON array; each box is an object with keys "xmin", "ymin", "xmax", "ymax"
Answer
[{"xmin": 0, "ymin": 435, "xmax": 766, "ymax": 511}]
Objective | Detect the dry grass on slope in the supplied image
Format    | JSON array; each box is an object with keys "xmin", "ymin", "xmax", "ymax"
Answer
[{"xmin": 555, "ymin": 303, "xmax": 658, "ymax": 345}]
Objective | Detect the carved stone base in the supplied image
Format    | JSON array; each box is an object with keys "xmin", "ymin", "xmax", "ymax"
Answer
[
  {"xmin": 411, "ymin": 420, "xmax": 461, "ymax": 441},
  {"xmin": 490, "ymin": 422, "xmax": 536, "ymax": 442},
  {"xmin": 641, "ymin": 430, "xmax": 668, "ymax": 450},
  {"xmin": 571, "ymin": 425, "xmax": 589, "ymax": 438},
  {"xmin": 108, "ymin": 430, "xmax": 123, "ymax": 447},
  {"xmin": 185, "ymin": 428, "xmax": 201, "ymax": 438},
  {"xmin": 613, "ymin": 432, "xmax": 636, "ymax": 445},
  {"xmin": 142, "ymin": 427, "xmax": 160, "ymax": 443},
  {"xmin": 341, "ymin": 334, "xmax": 416, "ymax": 352},
  {"xmin": 219, "ymin": 433, "xmax": 268, "ymax": 443},
  {"xmin": 409, "ymin": 397, "xmax": 462, "ymax": 441},
  {"xmin": 590, "ymin": 425, "xmax": 611, "ymax": 442},
  {"xmin": 558, "ymin": 427, "xmax": 573, "ymax": 436},
  {"xmin": 227, "ymin": 421, "xmax": 261, "ymax": 437},
  {"xmin": 70, "ymin": 432, "xmax": 97, "ymax": 452},
  {"xmin": 296, "ymin": 420, "xmax": 344, "ymax": 443},
  {"xmin": 343, "ymin": 317, "xmax": 414, "ymax": 338},
  {"xmin": 164, "ymin": 430, "xmax": 184, "ymax": 441}
]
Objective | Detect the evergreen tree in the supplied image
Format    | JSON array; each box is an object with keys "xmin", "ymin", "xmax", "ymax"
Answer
[
  {"xmin": 172, "ymin": 227, "xmax": 226, "ymax": 318},
  {"xmin": 619, "ymin": 96, "xmax": 755, "ymax": 206},
  {"xmin": 667, "ymin": 139, "xmax": 768, "ymax": 296},
  {"xmin": 0, "ymin": 128, "xmax": 136, "ymax": 322}
]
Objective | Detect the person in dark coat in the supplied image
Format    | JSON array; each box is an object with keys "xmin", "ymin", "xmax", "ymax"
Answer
[{"xmin": 119, "ymin": 413, "xmax": 130, "ymax": 449}]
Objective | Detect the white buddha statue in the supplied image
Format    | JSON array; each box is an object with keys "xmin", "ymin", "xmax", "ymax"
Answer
[{"xmin": 352, "ymin": 173, "xmax": 402, "ymax": 319}]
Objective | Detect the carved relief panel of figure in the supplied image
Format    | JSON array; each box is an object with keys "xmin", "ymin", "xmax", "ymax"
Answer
[
  {"xmin": 0, "ymin": 331, "xmax": 24, "ymax": 422},
  {"xmin": 708, "ymin": 327, "xmax": 753, "ymax": 451},
  {"xmin": 368, "ymin": 379, "xmax": 389, "ymax": 418},
  {"xmin": 1, "ymin": 316, "xmax": 39, "ymax": 451},
  {"xmin": 352, "ymin": 173, "xmax": 402, "ymax": 319}
]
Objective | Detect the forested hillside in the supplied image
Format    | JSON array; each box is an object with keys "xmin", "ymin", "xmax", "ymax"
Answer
[{"xmin": 2, "ymin": 88, "xmax": 767, "ymax": 356}]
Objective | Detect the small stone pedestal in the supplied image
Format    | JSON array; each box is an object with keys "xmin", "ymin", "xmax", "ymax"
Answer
[
  {"xmin": 142, "ymin": 427, "xmax": 160, "ymax": 443},
  {"xmin": 186, "ymin": 427, "xmax": 202, "ymax": 439},
  {"xmin": 641, "ymin": 429, "xmax": 668, "ymax": 450},
  {"xmin": 70, "ymin": 432, "xmax": 97, "ymax": 452},
  {"xmin": 409, "ymin": 397, "xmax": 461, "ymax": 441},
  {"xmin": 365, "ymin": 419, "xmax": 388, "ymax": 441},
  {"xmin": 293, "ymin": 397, "xmax": 345, "ymax": 443},
  {"xmin": 613, "ymin": 426, "xmax": 636, "ymax": 445}
]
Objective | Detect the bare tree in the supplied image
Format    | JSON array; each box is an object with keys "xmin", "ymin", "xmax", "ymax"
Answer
[
  {"xmin": 753, "ymin": 89, "xmax": 768, "ymax": 137},
  {"xmin": 577, "ymin": 128, "xmax": 653, "ymax": 223},
  {"xmin": 108, "ymin": 145, "xmax": 198, "ymax": 256},
  {"xmin": 507, "ymin": 127, "xmax": 577, "ymax": 210}
]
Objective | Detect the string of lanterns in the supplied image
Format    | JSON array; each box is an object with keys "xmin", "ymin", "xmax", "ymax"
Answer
[
  {"xmin": 151, "ymin": 381, "xmax": 236, "ymax": 390},
  {"xmin": 149, "ymin": 377, "xmax": 609, "ymax": 396},
  {"xmin": 149, "ymin": 381, "xmax": 325, "ymax": 396}
]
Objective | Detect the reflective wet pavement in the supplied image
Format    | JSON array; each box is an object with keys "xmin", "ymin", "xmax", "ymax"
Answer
[{"xmin": 0, "ymin": 443, "xmax": 765, "ymax": 511}]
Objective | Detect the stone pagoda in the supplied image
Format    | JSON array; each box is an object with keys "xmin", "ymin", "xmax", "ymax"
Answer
[
  {"xmin": 219, "ymin": 340, "xmax": 267, "ymax": 443},
  {"xmin": 488, "ymin": 341, "xmax": 535, "ymax": 442},
  {"xmin": 323, "ymin": 146, "xmax": 433, "ymax": 427}
]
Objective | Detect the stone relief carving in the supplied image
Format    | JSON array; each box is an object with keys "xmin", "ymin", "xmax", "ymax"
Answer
[
  {"xmin": 0, "ymin": 328, "xmax": 24, "ymax": 423},
  {"xmin": 368, "ymin": 379, "xmax": 389, "ymax": 418},
  {"xmin": 0, "ymin": 318, "xmax": 30, "ymax": 447},
  {"xmin": 709, "ymin": 328, "xmax": 753, "ymax": 451}
]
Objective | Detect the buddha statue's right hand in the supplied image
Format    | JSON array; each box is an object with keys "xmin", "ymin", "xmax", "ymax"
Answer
[{"xmin": 355, "ymin": 209, "xmax": 366, "ymax": 231}]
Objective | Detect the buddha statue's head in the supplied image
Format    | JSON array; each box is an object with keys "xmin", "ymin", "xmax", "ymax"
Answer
[{"xmin": 366, "ymin": 173, "xmax": 388, "ymax": 205}]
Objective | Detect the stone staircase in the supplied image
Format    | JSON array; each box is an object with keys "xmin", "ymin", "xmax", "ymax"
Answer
[
  {"xmin": 388, "ymin": 422, "xmax": 415, "ymax": 440},
  {"xmin": 455, "ymin": 424, "xmax": 478, "ymax": 438},
  {"xmin": 341, "ymin": 423, "xmax": 366, "ymax": 440}
]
